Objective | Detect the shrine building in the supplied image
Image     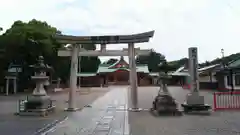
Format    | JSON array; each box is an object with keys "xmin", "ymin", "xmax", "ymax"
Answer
[{"xmin": 78, "ymin": 56, "xmax": 155, "ymax": 87}]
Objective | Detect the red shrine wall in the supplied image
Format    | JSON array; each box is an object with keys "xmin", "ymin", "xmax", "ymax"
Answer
[{"xmin": 79, "ymin": 71, "xmax": 152, "ymax": 87}]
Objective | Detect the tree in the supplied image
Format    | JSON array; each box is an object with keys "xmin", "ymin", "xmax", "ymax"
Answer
[
  {"xmin": 103, "ymin": 58, "xmax": 118, "ymax": 65},
  {"xmin": 136, "ymin": 51, "xmax": 166, "ymax": 72},
  {"xmin": 2, "ymin": 19, "xmax": 61, "ymax": 65},
  {"xmin": 167, "ymin": 57, "xmax": 188, "ymax": 70},
  {"xmin": 0, "ymin": 19, "xmax": 62, "ymax": 90},
  {"xmin": 0, "ymin": 19, "xmax": 103, "ymax": 87},
  {"xmin": 158, "ymin": 60, "xmax": 178, "ymax": 73},
  {"xmin": 80, "ymin": 44, "xmax": 101, "ymax": 73}
]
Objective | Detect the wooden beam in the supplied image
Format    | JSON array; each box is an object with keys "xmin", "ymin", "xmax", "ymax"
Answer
[
  {"xmin": 58, "ymin": 49, "xmax": 151, "ymax": 57},
  {"xmin": 56, "ymin": 38, "xmax": 150, "ymax": 44},
  {"xmin": 55, "ymin": 31, "xmax": 154, "ymax": 41}
]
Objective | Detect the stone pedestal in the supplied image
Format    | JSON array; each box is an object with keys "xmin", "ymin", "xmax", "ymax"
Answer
[
  {"xmin": 18, "ymin": 76, "xmax": 55, "ymax": 116},
  {"xmin": 26, "ymin": 95, "xmax": 52, "ymax": 110},
  {"xmin": 151, "ymin": 72, "xmax": 182, "ymax": 116},
  {"xmin": 186, "ymin": 92, "xmax": 204, "ymax": 105},
  {"xmin": 152, "ymin": 92, "xmax": 181, "ymax": 115}
]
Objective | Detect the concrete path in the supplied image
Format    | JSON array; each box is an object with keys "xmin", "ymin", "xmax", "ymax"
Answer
[{"xmin": 43, "ymin": 86, "xmax": 129, "ymax": 135}]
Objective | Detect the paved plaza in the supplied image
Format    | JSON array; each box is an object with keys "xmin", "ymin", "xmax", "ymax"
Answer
[
  {"xmin": 1, "ymin": 86, "xmax": 240, "ymax": 135},
  {"xmin": 38, "ymin": 86, "xmax": 240, "ymax": 135},
  {"xmin": 0, "ymin": 88, "xmax": 108, "ymax": 135},
  {"xmin": 129, "ymin": 87, "xmax": 240, "ymax": 135},
  {"xmin": 44, "ymin": 86, "xmax": 129, "ymax": 135}
]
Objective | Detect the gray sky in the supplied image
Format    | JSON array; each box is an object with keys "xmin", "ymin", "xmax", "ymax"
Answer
[{"xmin": 1, "ymin": 0, "xmax": 240, "ymax": 63}]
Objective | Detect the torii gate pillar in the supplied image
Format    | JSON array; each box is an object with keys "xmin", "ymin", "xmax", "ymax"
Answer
[
  {"xmin": 128, "ymin": 43, "xmax": 140, "ymax": 111},
  {"xmin": 66, "ymin": 44, "xmax": 79, "ymax": 111}
]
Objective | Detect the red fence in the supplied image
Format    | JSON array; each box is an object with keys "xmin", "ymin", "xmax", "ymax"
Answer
[
  {"xmin": 213, "ymin": 91, "xmax": 240, "ymax": 111},
  {"xmin": 182, "ymin": 84, "xmax": 191, "ymax": 89}
]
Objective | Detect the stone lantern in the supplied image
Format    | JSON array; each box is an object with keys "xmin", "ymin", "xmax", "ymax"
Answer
[
  {"xmin": 151, "ymin": 61, "xmax": 182, "ymax": 115},
  {"xmin": 157, "ymin": 61, "xmax": 172, "ymax": 94},
  {"xmin": 18, "ymin": 56, "xmax": 55, "ymax": 116}
]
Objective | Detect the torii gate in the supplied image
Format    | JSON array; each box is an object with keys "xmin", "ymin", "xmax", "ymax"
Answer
[{"xmin": 55, "ymin": 31, "xmax": 155, "ymax": 111}]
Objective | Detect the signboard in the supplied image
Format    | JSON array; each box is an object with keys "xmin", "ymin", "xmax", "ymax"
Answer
[
  {"xmin": 19, "ymin": 99, "xmax": 27, "ymax": 112},
  {"xmin": 188, "ymin": 47, "xmax": 199, "ymax": 92},
  {"xmin": 58, "ymin": 49, "xmax": 151, "ymax": 56},
  {"xmin": 90, "ymin": 36, "xmax": 119, "ymax": 44}
]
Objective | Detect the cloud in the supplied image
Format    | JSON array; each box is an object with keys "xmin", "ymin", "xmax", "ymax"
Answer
[{"xmin": 1, "ymin": 0, "xmax": 240, "ymax": 62}]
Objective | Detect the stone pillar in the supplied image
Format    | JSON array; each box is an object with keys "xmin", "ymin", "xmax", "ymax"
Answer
[
  {"xmin": 105, "ymin": 76, "xmax": 108, "ymax": 86},
  {"xmin": 185, "ymin": 47, "xmax": 206, "ymax": 105},
  {"xmin": 188, "ymin": 47, "xmax": 199, "ymax": 92},
  {"xmin": 5, "ymin": 78, "xmax": 9, "ymax": 96},
  {"xmin": 128, "ymin": 43, "xmax": 138, "ymax": 110},
  {"xmin": 114, "ymin": 75, "xmax": 117, "ymax": 82},
  {"xmin": 78, "ymin": 53, "xmax": 81, "ymax": 89},
  {"xmin": 57, "ymin": 78, "xmax": 61, "ymax": 88},
  {"xmin": 13, "ymin": 78, "xmax": 17, "ymax": 94},
  {"xmin": 67, "ymin": 44, "xmax": 79, "ymax": 111}
]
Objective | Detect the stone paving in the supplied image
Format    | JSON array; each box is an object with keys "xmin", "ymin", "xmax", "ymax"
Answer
[
  {"xmin": 0, "ymin": 88, "xmax": 108, "ymax": 135},
  {"xmin": 3, "ymin": 86, "xmax": 240, "ymax": 135},
  {"xmin": 42, "ymin": 86, "xmax": 240, "ymax": 135},
  {"xmin": 43, "ymin": 86, "xmax": 129, "ymax": 135},
  {"xmin": 129, "ymin": 86, "xmax": 240, "ymax": 135}
]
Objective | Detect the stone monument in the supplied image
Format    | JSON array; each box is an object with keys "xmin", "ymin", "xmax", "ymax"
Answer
[
  {"xmin": 181, "ymin": 47, "xmax": 211, "ymax": 113},
  {"xmin": 18, "ymin": 56, "xmax": 55, "ymax": 116}
]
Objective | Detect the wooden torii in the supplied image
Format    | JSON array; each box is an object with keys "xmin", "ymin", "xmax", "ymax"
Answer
[{"xmin": 55, "ymin": 31, "xmax": 155, "ymax": 111}]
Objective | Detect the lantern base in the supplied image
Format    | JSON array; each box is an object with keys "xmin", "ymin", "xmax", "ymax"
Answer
[{"xmin": 151, "ymin": 93, "xmax": 182, "ymax": 116}]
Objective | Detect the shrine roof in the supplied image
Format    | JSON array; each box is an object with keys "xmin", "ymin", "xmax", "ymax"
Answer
[
  {"xmin": 228, "ymin": 58, "xmax": 240, "ymax": 68},
  {"xmin": 76, "ymin": 73, "xmax": 97, "ymax": 77},
  {"xmin": 170, "ymin": 72, "xmax": 190, "ymax": 76},
  {"xmin": 97, "ymin": 64, "xmax": 149, "ymax": 73},
  {"xmin": 149, "ymin": 71, "xmax": 189, "ymax": 77},
  {"xmin": 149, "ymin": 72, "xmax": 159, "ymax": 76}
]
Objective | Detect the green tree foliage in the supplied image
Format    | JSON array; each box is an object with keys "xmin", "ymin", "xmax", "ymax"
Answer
[
  {"xmin": 2, "ymin": 19, "xmax": 61, "ymax": 65},
  {"xmin": 103, "ymin": 58, "xmax": 118, "ymax": 65},
  {"xmin": 0, "ymin": 19, "xmax": 62, "ymax": 90},
  {"xmin": 136, "ymin": 50, "xmax": 166, "ymax": 72},
  {"xmin": 167, "ymin": 58, "xmax": 188, "ymax": 70},
  {"xmin": 158, "ymin": 60, "xmax": 176, "ymax": 73},
  {"xmin": 80, "ymin": 44, "xmax": 101, "ymax": 73},
  {"xmin": 199, "ymin": 53, "xmax": 240, "ymax": 67},
  {"xmin": 0, "ymin": 19, "xmax": 101, "ymax": 90},
  {"xmin": 167, "ymin": 52, "xmax": 240, "ymax": 70}
]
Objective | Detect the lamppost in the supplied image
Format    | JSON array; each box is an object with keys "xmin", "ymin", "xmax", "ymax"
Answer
[
  {"xmin": 221, "ymin": 49, "xmax": 224, "ymax": 58},
  {"xmin": 221, "ymin": 49, "xmax": 225, "ymax": 68},
  {"xmin": 221, "ymin": 49, "xmax": 234, "ymax": 91}
]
